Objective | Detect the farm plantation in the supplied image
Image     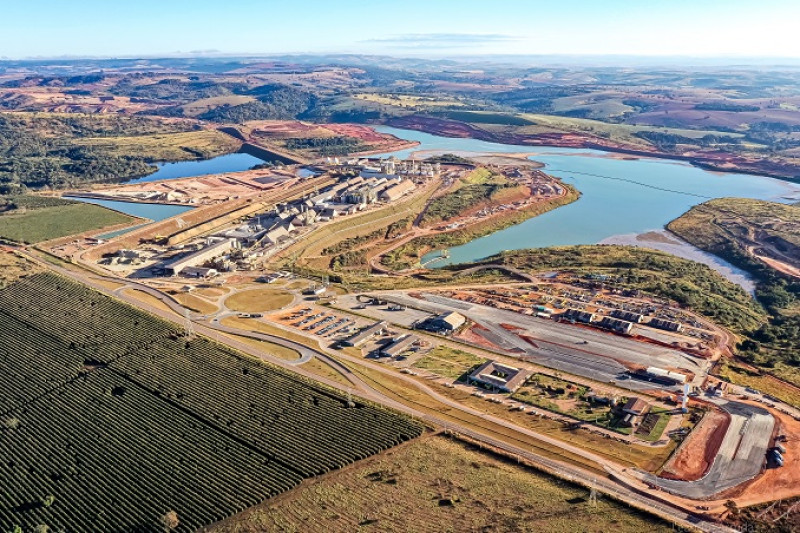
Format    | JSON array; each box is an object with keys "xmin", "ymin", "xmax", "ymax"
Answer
[{"xmin": 0, "ymin": 272, "xmax": 422, "ymax": 532}]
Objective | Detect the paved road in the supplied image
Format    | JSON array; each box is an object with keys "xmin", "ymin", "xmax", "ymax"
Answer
[{"xmin": 642, "ymin": 399, "xmax": 774, "ymax": 499}]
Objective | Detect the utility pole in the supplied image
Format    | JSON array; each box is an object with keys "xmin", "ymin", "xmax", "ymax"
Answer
[
  {"xmin": 588, "ymin": 479, "xmax": 598, "ymax": 507},
  {"xmin": 183, "ymin": 309, "xmax": 194, "ymax": 339}
]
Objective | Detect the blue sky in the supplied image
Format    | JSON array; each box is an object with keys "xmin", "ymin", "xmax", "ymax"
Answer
[{"xmin": 2, "ymin": 0, "xmax": 799, "ymax": 59}]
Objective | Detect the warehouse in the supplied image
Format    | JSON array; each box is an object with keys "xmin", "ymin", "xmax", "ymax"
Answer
[
  {"xmin": 561, "ymin": 308, "xmax": 595, "ymax": 324},
  {"xmin": 379, "ymin": 334, "xmax": 418, "ymax": 358},
  {"xmin": 599, "ymin": 316, "xmax": 633, "ymax": 335},
  {"xmin": 379, "ymin": 179, "xmax": 416, "ymax": 202},
  {"xmin": 342, "ymin": 321, "xmax": 388, "ymax": 347},
  {"xmin": 648, "ymin": 318, "xmax": 683, "ymax": 332},
  {"xmin": 418, "ymin": 311, "xmax": 466, "ymax": 334}
]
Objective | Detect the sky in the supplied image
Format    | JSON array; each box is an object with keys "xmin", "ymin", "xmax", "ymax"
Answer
[{"xmin": 2, "ymin": 0, "xmax": 800, "ymax": 60}]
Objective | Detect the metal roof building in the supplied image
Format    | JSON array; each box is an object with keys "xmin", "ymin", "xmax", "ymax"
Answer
[
  {"xmin": 379, "ymin": 334, "xmax": 418, "ymax": 358},
  {"xmin": 342, "ymin": 321, "xmax": 388, "ymax": 347}
]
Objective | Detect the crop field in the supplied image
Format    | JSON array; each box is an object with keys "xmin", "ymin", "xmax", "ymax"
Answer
[
  {"xmin": 209, "ymin": 435, "xmax": 673, "ymax": 533},
  {"xmin": 0, "ymin": 273, "xmax": 422, "ymax": 532},
  {"xmin": 0, "ymin": 197, "xmax": 136, "ymax": 244}
]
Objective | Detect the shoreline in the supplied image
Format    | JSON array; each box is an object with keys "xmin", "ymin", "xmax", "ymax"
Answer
[
  {"xmin": 383, "ymin": 117, "xmax": 800, "ymax": 185},
  {"xmin": 599, "ymin": 229, "xmax": 757, "ymax": 294}
]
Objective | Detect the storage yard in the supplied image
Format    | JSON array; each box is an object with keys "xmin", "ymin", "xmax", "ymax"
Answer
[{"xmin": 344, "ymin": 289, "xmax": 708, "ymax": 393}]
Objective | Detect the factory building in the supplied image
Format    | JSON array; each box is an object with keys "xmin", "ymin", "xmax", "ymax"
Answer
[{"xmin": 165, "ymin": 238, "xmax": 237, "ymax": 276}]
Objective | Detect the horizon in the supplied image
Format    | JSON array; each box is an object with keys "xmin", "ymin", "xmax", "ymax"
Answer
[{"xmin": 2, "ymin": 0, "xmax": 800, "ymax": 61}]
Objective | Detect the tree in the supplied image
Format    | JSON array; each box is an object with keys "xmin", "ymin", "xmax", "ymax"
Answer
[
  {"xmin": 41, "ymin": 495, "xmax": 55, "ymax": 508},
  {"xmin": 1, "ymin": 417, "xmax": 20, "ymax": 430},
  {"xmin": 161, "ymin": 511, "xmax": 179, "ymax": 532},
  {"xmin": 724, "ymin": 500, "xmax": 739, "ymax": 517}
]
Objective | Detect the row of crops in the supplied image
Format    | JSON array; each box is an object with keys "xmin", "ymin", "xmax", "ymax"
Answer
[
  {"xmin": 111, "ymin": 336, "xmax": 422, "ymax": 476},
  {"xmin": 0, "ymin": 273, "xmax": 423, "ymax": 531},
  {"xmin": 0, "ymin": 273, "xmax": 177, "ymax": 358}
]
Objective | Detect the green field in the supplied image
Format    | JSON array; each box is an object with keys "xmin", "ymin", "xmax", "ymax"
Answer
[
  {"xmin": 180, "ymin": 95, "xmax": 257, "ymax": 117},
  {"xmin": 0, "ymin": 198, "xmax": 136, "ymax": 243},
  {"xmin": 413, "ymin": 345, "xmax": 484, "ymax": 380},
  {"xmin": 209, "ymin": 435, "xmax": 674, "ymax": 533},
  {"xmin": 0, "ymin": 273, "xmax": 422, "ymax": 532}
]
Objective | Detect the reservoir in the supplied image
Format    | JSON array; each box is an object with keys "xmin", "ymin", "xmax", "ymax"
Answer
[
  {"xmin": 128, "ymin": 152, "xmax": 266, "ymax": 184},
  {"xmin": 373, "ymin": 127, "xmax": 800, "ymax": 278},
  {"xmin": 66, "ymin": 197, "xmax": 194, "ymax": 239}
]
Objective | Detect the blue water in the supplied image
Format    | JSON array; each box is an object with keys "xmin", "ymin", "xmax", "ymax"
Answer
[
  {"xmin": 128, "ymin": 152, "xmax": 265, "ymax": 184},
  {"xmin": 372, "ymin": 126, "xmax": 800, "ymax": 267},
  {"xmin": 65, "ymin": 197, "xmax": 193, "ymax": 239}
]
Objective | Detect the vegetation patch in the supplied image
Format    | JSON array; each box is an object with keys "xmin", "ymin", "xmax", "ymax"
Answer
[
  {"xmin": 668, "ymin": 198, "xmax": 800, "ymax": 387},
  {"xmin": 437, "ymin": 110, "xmax": 535, "ymax": 126},
  {"xmin": 479, "ymin": 245, "xmax": 765, "ymax": 334},
  {"xmin": 0, "ymin": 199, "xmax": 135, "ymax": 243},
  {"xmin": 284, "ymin": 136, "xmax": 370, "ymax": 156},
  {"xmin": 224, "ymin": 288, "xmax": 293, "ymax": 313},
  {"xmin": 413, "ymin": 345, "xmax": 484, "ymax": 380},
  {"xmin": 0, "ymin": 112, "xmax": 223, "ymax": 191},
  {"xmin": 209, "ymin": 435, "xmax": 673, "ymax": 533},
  {"xmin": 384, "ymin": 186, "xmax": 579, "ymax": 270}
]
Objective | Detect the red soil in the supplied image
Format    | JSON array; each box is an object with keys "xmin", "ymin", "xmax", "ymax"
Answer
[
  {"xmin": 456, "ymin": 325, "xmax": 502, "ymax": 351},
  {"xmin": 660, "ymin": 408, "xmax": 731, "ymax": 481}
]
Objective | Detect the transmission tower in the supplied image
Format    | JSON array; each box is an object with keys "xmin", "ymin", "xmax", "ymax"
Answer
[
  {"xmin": 183, "ymin": 309, "xmax": 195, "ymax": 339},
  {"xmin": 588, "ymin": 479, "xmax": 598, "ymax": 507}
]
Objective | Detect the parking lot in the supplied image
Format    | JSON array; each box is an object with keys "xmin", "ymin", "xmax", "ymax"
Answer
[{"xmin": 274, "ymin": 306, "xmax": 357, "ymax": 340}]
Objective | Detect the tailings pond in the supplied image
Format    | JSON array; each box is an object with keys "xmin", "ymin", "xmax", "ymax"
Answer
[
  {"xmin": 128, "ymin": 152, "xmax": 266, "ymax": 184},
  {"xmin": 374, "ymin": 126, "xmax": 800, "ymax": 290},
  {"xmin": 66, "ymin": 197, "xmax": 193, "ymax": 239}
]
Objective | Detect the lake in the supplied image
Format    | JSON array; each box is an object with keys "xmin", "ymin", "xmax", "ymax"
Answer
[
  {"xmin": 372, "ymin": 126, "xmax": 800, "ymax": 290},
  {"xmin": 128, "ymin": 152, "xmax": 266, "ymax": 184},
  {"xmin": 66, "ymin": 197, "xmax": 194, "ymax": 239}
]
